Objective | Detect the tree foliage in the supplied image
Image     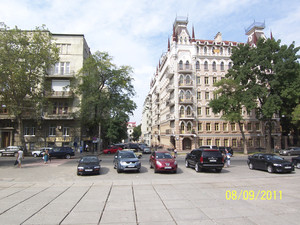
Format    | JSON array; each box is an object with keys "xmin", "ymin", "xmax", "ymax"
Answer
[
  {"xmin": 0, "ymin": 24, "xmax": 59, "ymax": 146},
  {"xmin": 132, "ymin": 124, "xmax": 141, "ymax": 142},
  {"xmin": 76, "ymin": 51, "xmax": 136, "ymax": 147},
  {"xmin": 211, "ymin": 37, "xmax": 300, "ymax": 153}
]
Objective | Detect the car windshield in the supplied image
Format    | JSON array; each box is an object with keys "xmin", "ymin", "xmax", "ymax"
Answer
[
  {"xmin": 80, "ymin": 157, "xmax": 99, "ymax": 163},
  {"xmin": 156, "ymin": 152, "xmax": 172, "ymax": 159},
  {"xmin": 119, "ymin": 152, "xmax": 136, "ymax": 158},
  {"xmin": 266, "ymin": 155, "xmax": 283, "ymax": 161}
]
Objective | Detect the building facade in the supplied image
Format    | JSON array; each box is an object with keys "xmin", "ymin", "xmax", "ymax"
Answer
[
  {"xmin": 142, "ymin": 18, "xmax": 281, "ymax": 151},
  {"xmin": 0, "ymin": 33, "xmax": 91, "ymax": 151}
]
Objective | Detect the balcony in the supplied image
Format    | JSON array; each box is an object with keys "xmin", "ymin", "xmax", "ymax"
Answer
[
  {"xmin": 167, "ymin": 84, "xmax": 175, "ymax": 92},
  {"xmin": 179, "ymin": 98, "xmax": 194, "ymax": 104},
  {"xmin": 178, "ymin": 81, "xmax": 193, "ymax": 89},
  {"xmin": 46, "ymin": 71, "xmax": 75, "ymax": 78},
  {"xmin": 178, "ymin": 64, "xmax": 193, "ymax": 73},
  {"xmin": 166, "ymin": 98, "xmax": 175, "ymax": 106},
  {"xmin": 166, "ymin": 114, "xmax": 175, "ymax": 121},
  {"xmin": 46, "ymin": 91, "xmax": 73, "ymax": 98},
  {"xmin": 179, "ymin": 114, "xmax": 195, "ymax": 120},
  {"xmin": 43, "ymin": 112, "xmax": 74, "ymax": 120}
]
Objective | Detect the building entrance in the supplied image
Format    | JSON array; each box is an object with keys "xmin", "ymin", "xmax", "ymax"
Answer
[
  {"xmin": 1, "ymin": 132, "xmax": 10, "ymax": 148},
  {"xmin": 182, "ymin": 138, "xmax": 192, "ymax": 150}
]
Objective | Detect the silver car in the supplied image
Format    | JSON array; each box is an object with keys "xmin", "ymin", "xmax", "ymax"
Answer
[
  {"xmin": 279, "ymin": 147, "xmax": 300, "ymax": 156},
  {"xmin": 0, "ymin": 146, "xmax": 23, "ymax": 157},
  {"xmin": 113, "ymin": 150, "xmax": 141, "ymax": 173}
]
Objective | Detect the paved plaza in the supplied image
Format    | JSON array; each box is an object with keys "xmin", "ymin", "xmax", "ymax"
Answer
[{"xmin": 0, "ymin": 154, "xmax": 299, "ymax": 225}]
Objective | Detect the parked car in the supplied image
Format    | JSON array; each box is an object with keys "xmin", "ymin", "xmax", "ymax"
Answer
[
  {"xmin": 247, "ymin": 153, "xmax": 294, "ymax": 173},
  {"xmin": 0, "ymin": 146, "xmax": 23, "ymax": 157},
  {"xmin": 113, "ymin": 150, "xmax": 141, "ymax": 173},
  {"xmin": 31, "ymin": 147, "xmax": 53, "ymax": 157},
  {"xmin": 103, "ymin": 146, "xmax": 122, "ymax": 154},
  {"xmin": 185, "ymin": 148, "xmax": 224, "ymax": 172},
  {"xmin": 149, "ymin": 151, "xmax": 177, "ymax": 173},
  {"xmin": 48, "ymin": 147, "xmax": 74, "ymax": 159},
  {"xmin": 142, "ymin": 147, "xmax": 151, "ymax": 154},
  {"xmin": 77, "ymin": 155, "xmax": 101, "ymax": 175},
  {"xmin": 279, "ymin": 147, "xmax": 300, "ymax": 156},
  {"xmin": 291, "ymin": 156, "xmax": 300, "ymax": 169},
  {"xmin": 218, "ymin": 146, "xmax": 233, "ymax": 155},
  {"xmin": 124, "ymin": 143, "xmax": 141, "ymax": 152}
]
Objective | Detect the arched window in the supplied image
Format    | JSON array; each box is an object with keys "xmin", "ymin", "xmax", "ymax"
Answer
[
  {"xmin": 204, "ymin": 46, "xmax": 207, "ymax": 54},
  {"xmin": 179, "ymin": 60, "xmax": 183, "ymax": 70},
  {"xmin": 196, "ymin": 61, "xmax": 200, "ymax": 70},
  {"xmin": 204, "ymin": 61, "xmax": 208, "ymax": 70},
  {"xmin": 212, "ymin": 61, "xmax": 216, "ymax": 71},
  {"xmin": 179, "ymin": 75, "xmax": 184, "ymax": 86},
  {"xmin": 185, "ymin": 61, "xmax": 190, "ymax": 69},
  {"xmin": 220, "ymin": 47, "xmax": 223, "ymax": 55},
  {"xmin": 180, "ymin": 122, "xmax": 185, "ymax": 133},
  {"xmin": 228, "ymin": 62, "xmax": 232, "ymax": 69},
  {"xmin": 220, "ymin": 62, "xmax": 224, "ymax": 71},
  {"xmin": 186, "ymin": 106, "xmax": 192, "ymax": 116},
  {"xmin": 186, "ymin": 90, "xmax": 191, "ymax": 100},
  {"xmin": 180, "ymin": 107, "xmax": 185, "ymax": 117},
  {"xmin": 212, "ymin": 47, "xmax": 215, "ymax": 54},
  {"xmin": 186, "ymin": 75, "xmax": 191, "ymax": 85},
  {"xmin": 228, "ymin": 48, "xmax": 231, "ymax": 55},
  {"xmin": 187, "ymin": 122, "xmax": 192, "ymax": 132},
  {"xmin": 179, "ymin": 90, "xmax": 184, "ymax": 102}
]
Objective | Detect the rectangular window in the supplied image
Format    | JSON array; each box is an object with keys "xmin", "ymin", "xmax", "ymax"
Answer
[
  {"xmin": 213, "ymin": 77, "xmax": 217, "ymax": 84},
  {"xmin": 206, "ymin": 107, "xmax": 210, "ymax": 115},
  {"xmin": 249, "ymin": 139, "xmax": 253, "ymax": 147},
  {"xmin": 197, "ymin": 107, "xmax": 202, "ymax": 116},
  {"xmin": 213, "ymin": 93, "xmax": 218, "ymax": 99},
  {"xmin": 215, "ymin": 123, "xmax": 219, "ymax": 131},
  {"xmin": 54, "ymin": 63, "xmax": 59, "ymax": 74},
  {"xmin": 223, "ymin": 123, "xmax": 228, "ymax": 131},
  {"xmin": 63, "ymin": 127, "xmax": 69, "ymax": 136},
  {"xmin": 197, "ymin": 92, "xmax": 201, "ymax": 100},
  {"xmin": 232, "ymin": 139, "xmax": 237, "ymax": 147},
  {"xmin": 205, "ymin": 92, "xmax": 209, "ymax": 100},
  {"xmin": 65, "ymin": 62, "xmax": 70, "ymax": 74},
  {"xmin": 206, "ymin": 123, "xmax": 211, "ymax": 131},
  {"xmin": 207, "ymin": 139, "xmax": 212, "ymax": 145},
  {"xmin": 24, "ymin": 127, "xmax": 35, "ymax": 136},
  {"xmin": 255, "ymin": 123, "xmax": 260, "ymax": 131},
  {"xmin": 49, "ymin": 126, "xmax": 56, "ymax": 136},
  {"xmin": 198, "ymin": 122, "xmax": 202, "ymax": 131},
  {"xmin": 199, "ymin": 139, "xmax": 203, "ymax": 146},
  {"xmin": 247, "ymin": 123, "xmax": 252, "ymax": 131},
  {"xmin": 256, "ymin": 138, "xmax": 261, "ymax": 147},
  {"xmin": 216, "ymin": 139, "xmax": 220, "ymax": 146},
  {"xmin": 196, "ymin": 76, "xmax": 201, "ymax": 84},
  {"xmin": 231, "ymin": 123, "xmax": 236, "ymax": 131},
  {"xmin": 60, "ymin": 62, "xmax": 65, "ymax": 75},
  {"xmin": 224, "ymin": 139, "xmax": 229, "ymax": 147},
  {"xmin": 204, "ymin": 77, "xmax": 209, "ymax": 85}
]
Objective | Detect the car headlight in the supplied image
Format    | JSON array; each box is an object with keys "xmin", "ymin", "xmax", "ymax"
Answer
[
  {"xmin": 78, "ymin": 167, "xmax": 84, "ymax": 171},
  {"xmin": 94, "ymin": 166, "xmax": 100, "ymax": 169},
  {"xmin": 156, "ymin": 161, "xmax": 162, "ymax": 166},
  {"xmin": 283, "ymin": 151, "xmax": 287, "ymax": 154},
  {"xmin": 120, "ymin": 161, "xmax": 127, "ymax": 166},
  {"xmin": 273, "ymin": 163, "xmax": 282, "ymax": 167}
]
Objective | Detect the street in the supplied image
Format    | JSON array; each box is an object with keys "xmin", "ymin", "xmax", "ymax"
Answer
[{"xmin": 0, "ymin": 153, "xmax": 299, "ymax": 225}]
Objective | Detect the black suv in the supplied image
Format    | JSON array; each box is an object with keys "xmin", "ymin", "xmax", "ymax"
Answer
[
  {"xmin": 185, "ymin": 149, "xmax": 224, "ymax": 172},
  {"xmin": 49, "ymin": 147, "xmax": 75, "ymax": 159}
]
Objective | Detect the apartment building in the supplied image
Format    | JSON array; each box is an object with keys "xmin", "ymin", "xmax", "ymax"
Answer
[
  {"xmin": 142, "ymin": 18, "xmax": 281, "ymax": 151},
  {"xmin": 0, "ymin": 33, "xmax": 91, "ymax": 151}
]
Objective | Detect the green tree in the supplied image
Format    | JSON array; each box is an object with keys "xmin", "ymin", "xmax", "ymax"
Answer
[
  {"xmin": 132, "ymin": 124, "xmax": 141, "ymax": 142},
  {"xmin": 0, "ymin": 24, "xmax": 59, "ymax": 148},
  {"xmin": 222, "ymin": 38, "xmax": 300, "ymax": 153},
  {"xmin": 76, "ymin": 51, "xmax": 136, "ymax": 149}
]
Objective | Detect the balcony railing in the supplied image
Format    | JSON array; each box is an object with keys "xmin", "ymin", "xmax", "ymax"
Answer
[
  {"xmin": 178, "ymin": 64, "xmax": 192, "ymax": 72},
  {"xmin": 179, "ymin": 98, "xmax": 193, "ymax": 104},
  {"xmin": 178, "ymin": 81, "xmax": 193, "ymax": 88},
  {"xmin": 46, "ymin": 91, "xmax": 73, "ymax": 98}
]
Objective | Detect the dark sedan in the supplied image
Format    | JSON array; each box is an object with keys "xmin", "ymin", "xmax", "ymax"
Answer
[
  {"xmin": 247, "ymin": 153, "xmax": 294, "ymax": 173},
  {"xmin": 291, "ymin": 156, "xmax": 300, "ymax": 169},
  {"xmin": 77, "ymin": 156, "xmax": 101, "ymax": 175},
  {"xmin": 113, "ymin": 150, "xmax": 141, "ymax": 173}
]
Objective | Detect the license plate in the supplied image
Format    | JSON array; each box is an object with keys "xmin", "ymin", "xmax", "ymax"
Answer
[
  {"xmin": 165, "ymin": 167, "xmax": 172, "ymax": 169},
  {"xmin": 128, "ymin": 165, "xmax": 135, "ymax": 168},
  {"xmin": 210, "ymin": 160, "xmax": 217, "ymax": 162},
  {"xmin": 85, "ymin": 169, "xmax": 93, "ymax": 172},
  {"xmin": 285, "ymin": 166, "xmax": 291, "ymax": 169}
]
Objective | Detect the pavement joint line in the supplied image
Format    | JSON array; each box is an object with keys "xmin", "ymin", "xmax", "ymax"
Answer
[
  {"xmin": 0, "ymin": 183, "xmax": 35, "ymax": 200},
  {"xmin": 20, "ymin": 183, "xmax": 75, "ymax": 225},
  {"xmin": 97, "ymin": 182, "xmax": 113, "ymax": 225},
  {"xmin": 59, "ymin": 182, "xmax": 94, "ymax": 225},
  {"xmin": 131, "ymin": 182, "xmax": 138, "ymax": 225},
  {"xmin": 0, "ymin": 183, "xmax": 54, "ymax": 215},
  {"xmin": 151, "ymin": 183, "xmax": 178, "ymax": 225}
]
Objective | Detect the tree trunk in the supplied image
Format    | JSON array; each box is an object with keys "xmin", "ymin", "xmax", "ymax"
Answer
[
  {"xmin": 98, "ymin": 122, "xmax": 101, "ymax": 152},
  {"xmin": 238, "ymin": 121, "xmax": 248, "ymax": 155},
  {"xmin": 17, "ymin": 116, "xmax": 26, "ymax": 151},
  {"xmin": 266, "ymin": 120, "xmax": 272, "ymax": 153}
]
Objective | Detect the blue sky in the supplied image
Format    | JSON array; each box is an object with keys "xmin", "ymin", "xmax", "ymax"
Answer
[{"xmin": 1, "ymin": 0, "xmax": 300, "ymax": 124}]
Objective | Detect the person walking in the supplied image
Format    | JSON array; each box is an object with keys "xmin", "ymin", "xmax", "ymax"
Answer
[
  {"xmin": 16, "ymin": 148, "xmax": 24, "ymax": 168},
  {"xmin": 173, "ymin": 148, "xmax": 178, "ymax": 158},
  {"xmin": 44, "ymin": 149, "xmax": 49, "ymax": 164},
  {"xmin": 225, "ymin": 149, "xmax": 231, "ymax": 167}
]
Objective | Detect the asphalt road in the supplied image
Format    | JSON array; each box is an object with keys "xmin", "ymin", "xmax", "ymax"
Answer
[{"xmin": 0, "ymin": 153, "xmax": 299, "ymax": 225}]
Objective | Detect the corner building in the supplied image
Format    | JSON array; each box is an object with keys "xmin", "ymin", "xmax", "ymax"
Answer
[{"xmin": 143, "ymin": 18, "xmax": 281, "ymax": 151}]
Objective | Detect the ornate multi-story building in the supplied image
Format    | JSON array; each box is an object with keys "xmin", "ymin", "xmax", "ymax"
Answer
[
  {"xmin": 0, "ymin": 33, "xmax": 91, "ymax": 151},
  {"xmin": 142, "ymin": 18, "xmax": 281, "ymax": 151}
]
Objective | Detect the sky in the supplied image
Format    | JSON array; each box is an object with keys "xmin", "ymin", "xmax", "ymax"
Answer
[{"xmin": 1, "ymin": 0, "xmax": 300, "ymax": 124}]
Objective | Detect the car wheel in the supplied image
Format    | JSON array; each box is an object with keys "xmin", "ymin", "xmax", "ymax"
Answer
[
  {"xmin": 137, "ymin": 169, "xmax": 140, "ymax": 173},
  {"xmin": 77, "ymin": 172, "xmax": 80, "ymax": 176},
  {"xmin": 267, "ymin": 165, "xmax": 274, "ymax": 173},
  {"xmin": 33, "ymin": 153, "xmax": 38, "ymax": 157},
  {"xmin": 154, "ymin": 168, "xmax": 158, "ymax": 173},
  {"xmin": 249, "ymin": 163, "xmax": 254, "ymax": 170},
  {"xmin": 296, "ymin": 163, "xmax": 300, "ymax": 169},
  {"xmin": 185, "ymin": 160, "xmax": 189, "ymax": 168},
  {"xmin": 65, "ymin": 154, "xmax": 71, "ymax": 159},
  {"xmin": 215, "ymin": 168, "xmax": 222, "ymax": 173},
  {"xmin": 195, "ymin": 163, "xmax": 202, "ymax": 172},
  {"xmin": 117, "ymin": 168, "xmax": 122, "ymax": 173}
]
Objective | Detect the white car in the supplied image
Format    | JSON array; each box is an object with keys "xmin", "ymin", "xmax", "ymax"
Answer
[
  {"xmin": 31, "ymin": 147, "xmax": 53, "ymax": 157},
  {"xmin": 0, "ymin": 146, "xmax": 23, "ymax": 157}
]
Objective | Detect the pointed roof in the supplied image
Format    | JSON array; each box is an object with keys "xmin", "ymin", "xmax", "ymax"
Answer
[
  {"xmin": 191, "ymin": 25, "xmax": 195, "ymax": 42},
  {"xmin": 168, "ymin": 37, "xmax": 170, "ymax": 51}
]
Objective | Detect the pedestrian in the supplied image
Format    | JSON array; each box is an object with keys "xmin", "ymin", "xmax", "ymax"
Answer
[
  {"xmin": 79, "ymin": 145, "xmax": 83, "ymax": 154},
  {"xmin": 16, "ymin": 148, "xmax": 24, "ymax": 168},
  {"xmin": 225, "ymin": 149, "xmax": 231, "ymax": 167},
  {"xmin": 85, "ymin": 144, "xmax": 89, "ymax": 152},
  {"xmin": 44, "ymin": 149, "xmax": 49, "ymax": 164},
  {"xmin": 173, "ymin": 148, "xmax": 177, "ymax": 158}
]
